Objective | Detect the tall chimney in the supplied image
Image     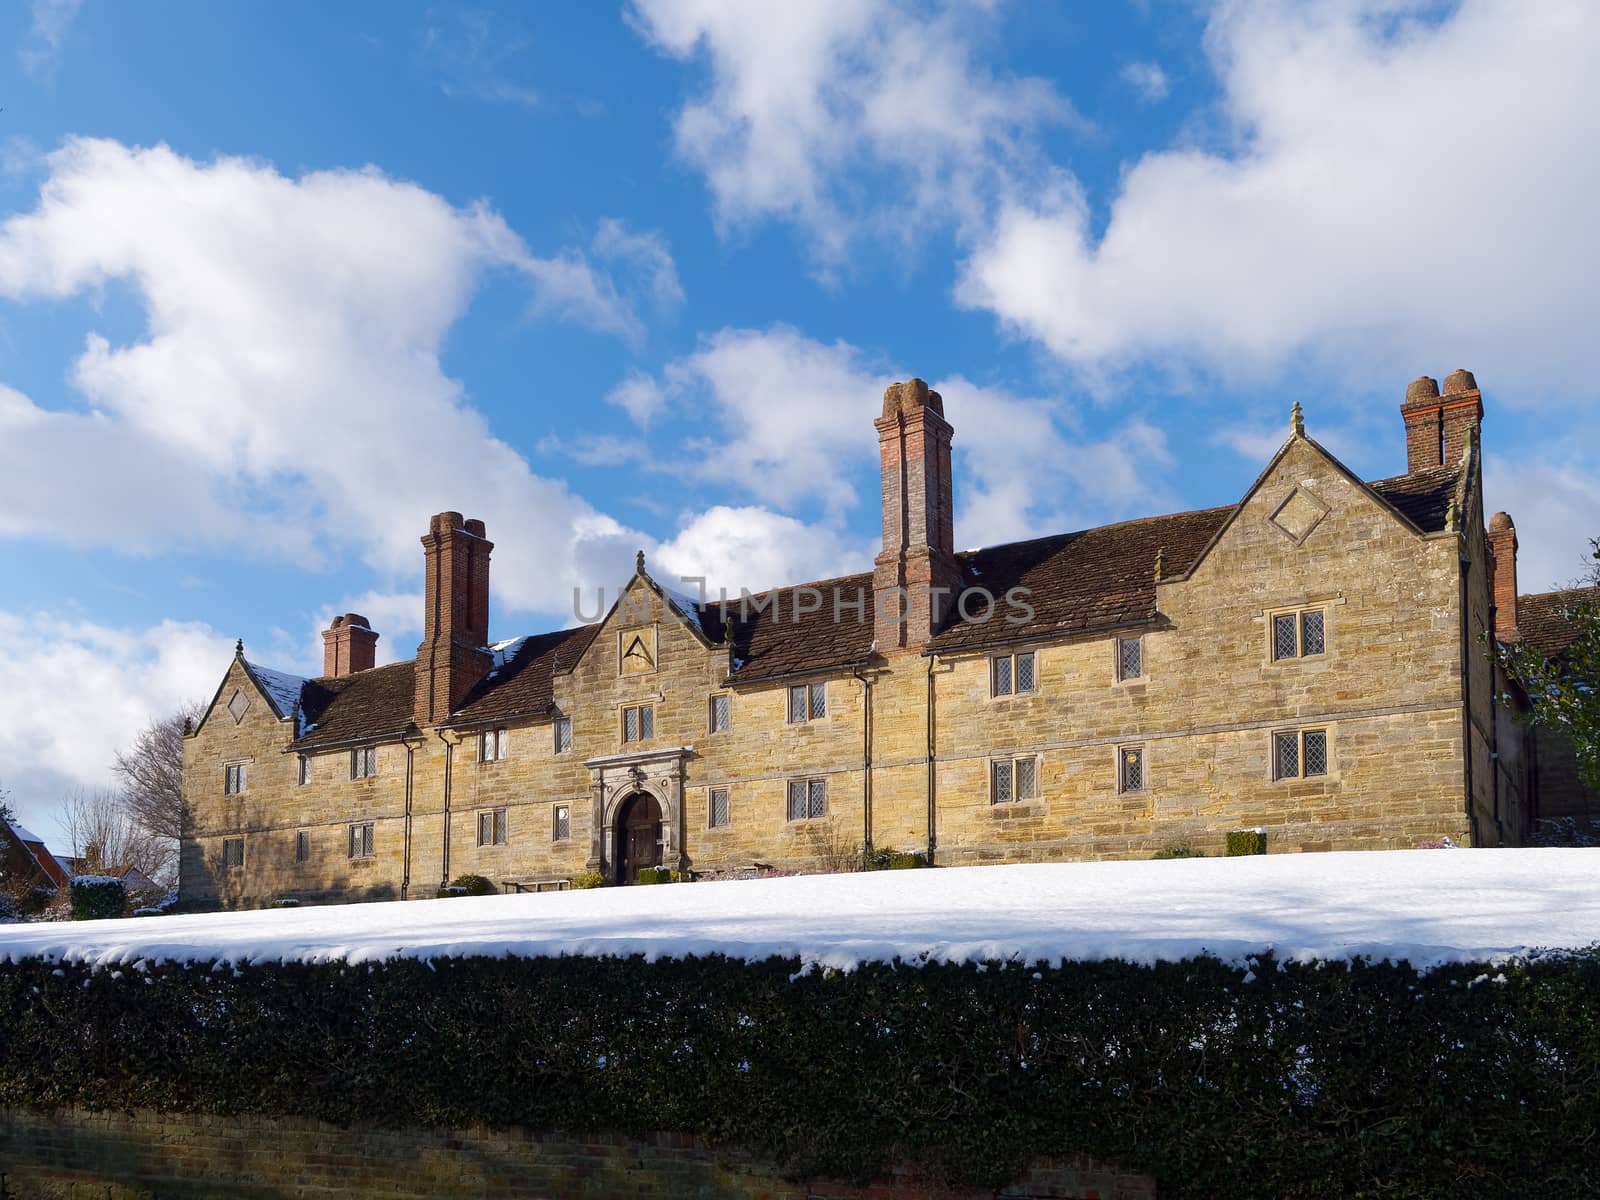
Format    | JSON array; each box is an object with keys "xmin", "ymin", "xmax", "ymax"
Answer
[
  {"xmin": 1488, "ymin": 511, "xmax": 1519, "ymax": 641},
  {"xmin": 413, "ymin": 512, "xmax": 494, "ymax": 727},
  {"xmin": 1401, "ymin": 369, "xmax": 1482, "ymax": 473},
  {"xmin": 322, "ymin": 613, "xmax": 379, "ymax": 677},
  {"xmin": 873, "ymin": 379, "xmax": 963, "ymax": 653}
]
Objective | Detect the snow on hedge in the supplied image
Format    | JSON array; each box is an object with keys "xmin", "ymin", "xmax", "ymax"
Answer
[{"xmin": 1, "ymin": 849, "xmax": 1597, "ymax": 972}]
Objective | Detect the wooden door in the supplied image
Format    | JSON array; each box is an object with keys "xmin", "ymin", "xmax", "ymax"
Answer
[{"xmin": 617, "ymin": 792, "xmax": 663, "ymax": 883}]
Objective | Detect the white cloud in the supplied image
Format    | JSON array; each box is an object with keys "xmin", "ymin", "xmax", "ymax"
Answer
[
  {"xmin": 957, "ymin": 1, "xmax": 1600, "ymax": 393},
  {"xmin": 0, "ymin": 611, "xmax": 234, "ymax": 839},
  {"xmin": 421, "ymin": 8, "xmax": 540, "ymax": 107},
  {"xmin": 653, "ymin": 505, "xmax": 874, "ymax": 595},
  {"xmin": 1485, "ymin": 456, "xmax": 1600, "ymax": 594},
  {"xmin": 1120, "ymin": 60, "xmax": 1170, "ymax": 104},
  {"xmin": 629, "ymin": 0, "xmax": 1074, "ymax": 263},
  {"xmin": 0, "ymin": 138, "xmax": 680, "ymax": 616},
  {"xmin": 19, "ymin": 0, "xmax": 80, "ymax": 79},
  {"xmin": 606, "ymin": 369, "xmax": 667, "ymax": 426}
]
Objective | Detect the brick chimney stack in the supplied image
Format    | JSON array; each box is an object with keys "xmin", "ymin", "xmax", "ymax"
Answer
[
  {"xmin": 1488, "ymin": 511, "xmax": 1519, "ymax": 641},
  {"xmin": 874, "ymin": 379, "xmax": 963, "ymax": 653},
  {"xmin": 414, "ymin": 512, "xmax": 494, "ymax": 727},
  {"xmin": 1401, "ymin": 369, "xmax": 1482, "ymax": 473},
  {"xmin": 321, "ymin": 613, "xmax": 379, "ymax": 678}
]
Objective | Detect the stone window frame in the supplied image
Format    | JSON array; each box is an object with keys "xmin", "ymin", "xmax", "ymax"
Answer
[
  {"xmin": 1116, "ymin": 744, "xmax": 1148, "ymax": 795},
  {"xmin": 708, "ymin": 692, "xmax": 732, "ymax": 735},
  {"xmin": 1270, "ymin": 726, "xmax": 1334, "ymax": 782},
  {"xmin": 1115, "ymin": 636, "xmax": 1144, "ymax": 683},
  {"xmin": 1266, "ymin": 602, "xmax": 1331, "ymax": 664},
  {"xmin": 552, "ymin": 803, "xmax": 572, "ymax": 842},
  {"xmin": 707, "ymin": 786, "xmax": 731, "ymax": 829},
  {"xmin": 221, "ymin": 837, "xmax": 244, "ymax": 869},
  {"xmin": 786, "ymin": 681, "xmax": 828, "ymax": 724},
  {"xmin": 348, "ymin": 822, "xmax": 375, "ymax": 860},
  {"xmin": 477, "ymin": 807, "xmax": 509, "ymax": 847},
  {"xmin": 223, "ymin": 761, "xmax": 248, "ymax": 796},
  {"xmin": 989, "ymin": 650, "xmax": 1038, "ymax": 698},
  {"xmin": 785, "ymin": 776, "xmax": 828, "ymax": 822},
  {"xmin": 350, "ymin": 745, "xmax": 379, "ymax": 780},
  {"xmin": 553, "ymin": 715, "xmax": 573, "ymax": 755},
  {"xmin": 296, "ymin": 755, "xmax": 312, "ymax": 787},
  {"xmin": 990, "ymin": 754, "xmax": 1041, "ymax": 804},
  {"xmin": 621, "ymin": 703, "xmax": 655, "ymax": 744},
  {"xmin": 294, "ymin": 830, "xmax": 310, "ymax": 864},
  {"xmin": 480, "ymin": 726, "xmax": 509, "ymax": 763}
]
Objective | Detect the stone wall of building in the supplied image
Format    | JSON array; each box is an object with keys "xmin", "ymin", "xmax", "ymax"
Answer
[{"xmin": 0, "ymin": 1108, "xmax": 1154, "ymax": 1200}]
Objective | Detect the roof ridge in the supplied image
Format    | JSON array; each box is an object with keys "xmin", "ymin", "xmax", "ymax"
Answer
[{"xmin": 1519, "ymin": 584, "xmax": 1600, "ymax": 602}]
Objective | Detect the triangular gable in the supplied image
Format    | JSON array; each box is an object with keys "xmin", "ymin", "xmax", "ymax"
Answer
[
  {"xmin": 1167, "ymin": 429, "xmax": 1457, "ymax": 585},
  {"xmin": 191, "ymin": 646, "xmax": 304, "ymax": 738},
  {"xmin": 560, "ymin": 560, "xmax": 720, "ymax": 678}
]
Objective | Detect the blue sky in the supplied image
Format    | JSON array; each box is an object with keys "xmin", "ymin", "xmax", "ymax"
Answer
[{"xmin": 1, "ymin": 0, "xmax": 1596, "ymax": 836}]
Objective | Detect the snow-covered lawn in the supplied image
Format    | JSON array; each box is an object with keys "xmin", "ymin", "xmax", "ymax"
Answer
[{"xmin": 2, "ymin": 849, "xmax": 1597, "ymax": 972}]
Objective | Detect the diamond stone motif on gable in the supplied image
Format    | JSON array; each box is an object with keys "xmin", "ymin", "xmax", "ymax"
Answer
[
  {"xmin": 1269, "ymin": 485, "xmax": 1330, "ymax": 546},
  {"xmin": 226, "ymin": 688, "xmax": 251, "ymax": 725}
]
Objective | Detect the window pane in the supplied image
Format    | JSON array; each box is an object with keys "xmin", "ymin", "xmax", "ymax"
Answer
[
  {"xmin": 1301, "ymin": 610, "xmax": 1325, "ymax": 656},
  {"xmin": 296, "ymin": 831, "xmax": 308, "ymax": 863},
  {"xmin": 624, "ymin": 707, "xmax": 639, "ymax": 742},
  {"xmin": 1273, "ymin": 614, "xmax": 1299, "ymax": 660},
  {"xmin": 1304, "ymin": 730, "xmax": 1328, "ymax": 777},
  {"xmin": 555, "ymin": 717, "xmax": 572, "ymax": 754},
  {"xmin": 640, "ymin": 705, "xmax": 654, "ymax": 739},
  {"xmin": 554, "ymin": 805, "xmax": 570, "ymax": 841},
  {"xmin": 1120, "ymin": 638, "xmax": 1142, "ymax": 680},
  {"xmin": 1016, "ymin": 757, "xmax": 1038, "ymax": 800},
  {"xmin": 1016, "ymin": 652, "xmax": 1036, "ymax": 693},
  {"xmin": 808, "ymin": 778, "xmax": 827, "ymax": 818},
  {"xmin": 1121, "ymin": 748, "xmax": 1144, "ymax": 793},
  {"xmin": 710, "ymin": 788, "xmax": 729, "ymax": 828},
  {"xmin": 992, "ymin": 656, "xmax": 1013, "ymax": 696},
  {"xmin": 809, "ymin": 682, "xmax": 827, "ymax": 720},
  {"xmin": 711, "ymin": 695, "xmax": 730, "ymax": 732},
  {"xmin": 1274, "ymin": 732, "xmax": 1300, "ymax": 780},
  {"xmin": 787, "ymin": 780, "xmax": 806, "ymax": 820},
  {"xmin": 788, "ymin": 686, "xmax": 806, "ymax": 723},
  {"xmin": 478, "ymin": 812, "xmax": 492, "ymax": 846},
  {"xmin": 348, "ymin": 827, "xmax": 358, "ymax": 858},
  {"xmin": 992, "ymin": 759, "xmax": 1013, "ymax": 803},
  {"xmin": 363, "ymin": 825, "xmax": 374, "ymax": 857}
]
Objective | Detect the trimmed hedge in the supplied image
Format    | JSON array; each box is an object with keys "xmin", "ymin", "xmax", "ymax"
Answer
[
  {"xmin": 1226, "ymin": 829, "xmax": 1268, "ymax": 856},
  {"xmin": 1, "ymin": 949, "xmax": 1597, "ymax": 1197},
  {"xmin": 69, "ymin": 877, "xmax": 126, "ymax": 920}
]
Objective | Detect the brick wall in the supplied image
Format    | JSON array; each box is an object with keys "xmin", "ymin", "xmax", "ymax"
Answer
[{"xmin": 0, "ymin": 1109, "xmax": 1155, "ymax": 1200}]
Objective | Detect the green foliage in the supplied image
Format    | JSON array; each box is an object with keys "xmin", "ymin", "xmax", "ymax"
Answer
[
  {"xmin": 636, "ymin": 867, "xmax": 688, "ymax": 885},
  {"xmin": 1151, "ymin": 846, "xmax": 1204, "ymax": 860},
  {"xmin": 1225, "ymin": 829, "xmax": 1267, "ymax": 857},
  {"xmin": 865, "ymin": 849, "xmax": 930, "ymax": 871},
  {"xmin": 446, "ymin": 874, "xmax": 498, "ymax": 897},
  {"xmin": 1496, "ymin": 592, "xmax": 1600, "ymax": 789},
  {"xmin": 69, "ymin": 877, "xmax": 126, "ymax": 920},
  {"xmin": 0, "ymin": 950, "xmax": 1597, "ymax": 1198},
  {"xmin": 569, "ymin": 870, "xmax": 606, "ymax": 890}
]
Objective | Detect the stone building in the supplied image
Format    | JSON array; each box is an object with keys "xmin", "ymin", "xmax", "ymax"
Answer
[{"xmin": 179, "ymin": 370, "xmax": 1586, "ymax": 908}]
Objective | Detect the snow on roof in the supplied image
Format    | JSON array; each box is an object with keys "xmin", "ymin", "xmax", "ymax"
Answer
[
  {"xmin": 245, "ymin": 661, "xmax": 307, "ymax": 721},
  {"xmin": 2, "ymin": 849, "xmax": 1598, "ymax": 972},
  {"xmin": 486, "ymin": 636, "xmax": 529, "ymax": 677},
  {"xmin": 657, "ymin": 582, "xmax": 707, "ymax": 637},
  {"xmin": 6, "ymin": 820, "xmax": 45, "ymax": 845}
]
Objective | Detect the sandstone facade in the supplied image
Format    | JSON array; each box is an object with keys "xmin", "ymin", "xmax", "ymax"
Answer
[{"xmin": 180, "ymin": 371, "xmax": 1568, "ymax": 908}]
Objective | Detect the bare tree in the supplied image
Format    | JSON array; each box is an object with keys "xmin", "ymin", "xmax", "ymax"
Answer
[
  {"xmin": 112, "ymin": 701, "xmax": 201, "ymax": 854},
  {"xmin": 62, "ymin": 787, "xmax": 170, "ymax": 887}
]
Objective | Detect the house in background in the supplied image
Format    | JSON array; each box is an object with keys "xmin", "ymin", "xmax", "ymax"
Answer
[
  {"xmin": 179, "ymin": 369, "xmax": 1587, "ymax": 910},
  {"xmin": 0, "ymin": 820, "xmax": 73, "ymax": 915}
]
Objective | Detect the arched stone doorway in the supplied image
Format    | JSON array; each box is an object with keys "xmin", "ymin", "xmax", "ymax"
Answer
[{"xmin": 615, "ymin": 791, "xmax": 663, "ymax": 883}]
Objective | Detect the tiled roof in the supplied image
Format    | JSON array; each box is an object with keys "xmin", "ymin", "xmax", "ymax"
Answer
[
  {"xmin": 705, "ymin": 573, "xmax": 877, "ymax": 684},
  {"xmin": 1367, "ymin": 464, "xmax": 1463, "ymax": 532},
  {"xmin": 293, "ymin": 661, "xmax": 417, "ymax": 749},
  {"xmin": 1518, "ymin": 586, "xmax": 1599, "ymax": 659},
  {"xmin": 450, "ymin": 625, "xmax": 599, "ymax": 724},
  {"xmin": 258, "ymin": 460, "xmax": 1469, "ymax": 739}
]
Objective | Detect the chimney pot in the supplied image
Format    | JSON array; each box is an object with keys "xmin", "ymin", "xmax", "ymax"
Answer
[
  {"xmin": 1405, "ymin": 376, "xmax": 1440, "ymax": 402},
  {"xmin": 882, "ymin": 378, "xmax": 944, "ymax": 419},
  {"xmin": 322, "ymin": 612, "xmax": 379, "ymax": 677},
  {"xmin": 1443, "ymin": 368, "xmax": 1478, "ymax": 395}
]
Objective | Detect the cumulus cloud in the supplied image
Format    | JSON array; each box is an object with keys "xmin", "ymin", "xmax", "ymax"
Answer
[
  {"xmin": 0, "ymin": 138, "xmax": 684, "ymax": 616},
  {"xmin": 1485, "ymin": 456, "xmax": 1600, "ymax": 594},
  {"xmin": 1120, "ymin": 60, "xmax": 1170, "ymax": 104},
  {"xmin": 629, "ymin": 0, "xmax": 1075, "ymax": 263},
  {"xmin": 957, "ymin": 1, "xmax": 1600, "ymax": 392},
  {"xmin": 0, "ymin": 611, "xmax": 235, "ymax": 837},
  {"xmin": 653, "ymin": 505, "xmax": 874, "ymax": 595}
]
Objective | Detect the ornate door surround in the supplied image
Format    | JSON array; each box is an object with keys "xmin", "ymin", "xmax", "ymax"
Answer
[{"xmin": 585, "ymin": 745, "xmax": 692, "ymax": 882}]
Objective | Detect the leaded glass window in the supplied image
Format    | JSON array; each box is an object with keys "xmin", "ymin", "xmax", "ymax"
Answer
[
  {"xmin": 1301, "ymin": 610, "xmax": 1326, "ymax": 656},
  {"xmin": 1304, "ymin": 730, "xmax": 1328, "ymax": 776},
  {"xmin": 808, "ymin": 778, "xmax": 827, "ymax": 818},
  {"xmin": 1119, "ymin": 747, "xmax": 1145, "ymax": 793},
  {"xmin": 1015, "ymin": 651, "xmax": 1036, "ymax": 693},
  {"xmin": 787, "ymin": 686, "xmax": 807, "ymax": 724},
  {"xmin": 710, "ymin": 694, "xmax": 730, "ymax": 733},
  {"xmin": 348, "ymin": 822, "xmax": 374, "ymax": 859},
  {"xmin": 295, "ymin": 831, "xmax": 309, "ymax": 863},
  {"xmin": 553, "ymin": 716, "xmax": 572, "ymax": 754},
  {"xmin": 992, "ymin": 655, "xmax": 1013, "ymax": 696},
  {"xmin": 224, "ymin": 762, "xmax": 246, "ymax": 795},
  {"xmin": 553, "ymin": 804, "xmax": 571, "ymax": 842},
  {"xmin": 351, "ymin": 746, "xmax": 377, "ymax": 779},
  {"xmin": 709, "ymin": 787, "xmax": 730, "ymax": 828},
  {"xmin": 787, "ymin": 779, "xmax": 806, "ymax": 820},
  {"xmin": 222, "ymin": 838, "xmax": 244, "ymax": 868},
  {"xmin": 1274, "ymin": 731, "xmax": 1300, "ymax": 780},
  {"xmin": 1118, "ymin": 637, "xmax": 1143, "ymax": 681},
  {"xmin": 992, "ymin": 759, "xmax": 1014, "ymax": 803},
  {"xmin": 809, "ymin": 682, "xmax": 827, "ymax": 720},
  {"xmin": 1273, "ymin": 613, "xmax": 1299, "ymax": 661},
  {"xmin": 478, "ymin": 808, "xmax": 508, "ymax": 846},
  {"xmin": 1015, "ymin": 756, "xmax": 1038, "ymax": 800}
]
